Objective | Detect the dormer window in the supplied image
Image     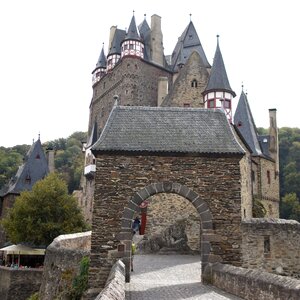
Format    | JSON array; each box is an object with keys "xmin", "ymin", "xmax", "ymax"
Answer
[
  {"xmin": 237, "ymin": 121, "xmax": 242, "ymax": 127},
  {"xmin": 36, "ymin": 154, "xmax": 40, "ymax": 159},
  {"xmin": 25, "ymin": 174, "xmax": 31, "ymax": 184}
]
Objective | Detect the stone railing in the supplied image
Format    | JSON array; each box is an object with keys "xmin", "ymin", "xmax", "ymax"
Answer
[
  {"xmin": 95, "ymin": 260, "xmax": 125, "ymax": 300},
  {"xmin": 203, "ymin": 263, "xmax": 300, "ymax": 299},
  {"xmin": 0, "ymin": 266, "xmax": 43, "ymax": 300}
]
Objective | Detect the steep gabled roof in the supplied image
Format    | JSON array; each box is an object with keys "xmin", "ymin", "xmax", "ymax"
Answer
[
  {"xmin": 204, "ymin": 39, "xmax": 236, "ymax": 96},
  {"xmin": 234, "ymin": 91, "xmax": 262, "ymax": 156},
  {"xmin": 86, "ymin": 121, "xmax": 98, "ymax": 148},
  {"xmin": 92, "ymin": 106, "xmax": 244, "ymax": 155},
  {"xmin": 108, "ymin": 29, "xmax": 126, "ymax": 56},
  {"xmin": 124, "ymin": 15, "xmax": 140, "ymax": 41},
  {"xmin": 93, "ymin": 45, "xmax": 107, "ymax": 73},
  {"xmin": 2, "ymin": 139, "xmax": 49, "ymax": 196},
  {"xmin": 138, "ymin": 18, "xmax": 150, "ymax": 40},
  {"xmin": 171, "ymin": 21, "xmax": 210, "ymax": 71}
]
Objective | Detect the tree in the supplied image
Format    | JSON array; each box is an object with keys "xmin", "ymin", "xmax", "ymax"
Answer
[
  {"xmin": 1, "ymin": 173, "xmax": 88, "ymax": 246},
  {"xmin": 280, "ymin": 193, "xmax": 300, "ymax": 222}
]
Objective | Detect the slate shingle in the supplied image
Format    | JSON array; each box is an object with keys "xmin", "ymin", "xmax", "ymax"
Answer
[{"xmin": 92, "ymin": 106, "xmax": 244, "ymax": 155}]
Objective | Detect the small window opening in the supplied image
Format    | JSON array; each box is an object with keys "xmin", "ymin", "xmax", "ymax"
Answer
[
  {"xmin": 191, "ymin": 79, "xmax": 198, "ymax": 88},
  {"xmin": 183, "ymin": 103, "xmax": 190, "ymax": 107},
  {"xmin": 264, "ymin": 236, "xmax": 270, "ymax": 254},
  {"xmin": 35, "ymin": 154, "xmax": 40, "ymax": 159},
  {"xmin": 267, "ymin": 170, "xmax": 271, "ymax": 184}
]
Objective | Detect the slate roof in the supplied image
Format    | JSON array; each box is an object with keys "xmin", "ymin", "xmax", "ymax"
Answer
[
  {"xmin": 1, "ymin": 139, "xmax": 49, "ymax": 197},
  {"xmin": 234, "ymin": 91, "xmax": 262, "ymax": 156},
  {"xmin": 92, "ymin": 105, "xmax": 244, "ymax": 155},
  {"xmin": 86, "ymin": 121, "xmax": 98, "ymax": 148},
  {"xmin": 124, "ymin": 15, "xmax": 140, "ymax": 41},
  {"xmin": 93, "ymin": 45, "xmax": 107, "ymax": 73},
  {"xmin": 108, "ymin": 29, "xmax": 126, "ymax": 56},
  {"xmin": 171, "ymin": 21, "xmax": 210, "ymax": 71},
  {"xmin": 204, "ymin": 40, "xmax": 236, "ymax": 96},
  {"xmin": 258, "ymin": 135, "xmax": 271, "ymax": 158}
]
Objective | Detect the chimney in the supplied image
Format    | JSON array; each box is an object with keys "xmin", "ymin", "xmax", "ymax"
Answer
[
  {"xmin": 109, "ymin": 26, "xmax": 117, "ymax": 51},
  {"xmin": 268, "ymin": 109, "xmax": 279, "ymax": 172},
  {"xmin": 157, "ymin": 77, "xmax": 168, "ymax": 106},
  {"xmin": 150, "ymin": 14, "xmax": 164, "ymax": 66},
  {"xmin": 46, "ymin": 148, "xmax": 55, "ymax": 173}
]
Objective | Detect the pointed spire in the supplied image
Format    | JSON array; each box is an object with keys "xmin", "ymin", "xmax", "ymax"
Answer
[
  {"xmin": 234, "ymin": 91, "xmax": 262, "ymax": 155},
  {"xmin": 171, "ymin": 21, "xmax": 210, "ymax": 70},
  {"xmin": 95, "ymin": 43, "xmax": 107, "ymax": 69},
  {"xmin": 204, "ymin": 35, "xmax": 235, "ymax": 96},
  {"xmin": 125, "ymin": 14, "xmax": 140, "ymax": 41}
]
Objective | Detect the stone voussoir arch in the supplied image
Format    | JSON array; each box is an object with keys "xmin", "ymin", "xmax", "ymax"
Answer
[{"xmin": 120, "ymin": 181, "xmax": 215, "ymax": 282}]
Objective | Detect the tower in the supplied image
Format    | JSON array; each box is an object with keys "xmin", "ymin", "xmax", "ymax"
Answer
[
  {"xmin": 203, "ymin": 36, "xmax": 236, "ymax": 122},
  {"xmin": 121, "ymin": 13, "xmax": 144, "ymax": 59},
  {"xmin": 92, "ymin": 44, "xmax": 107, "ymax": 85}
]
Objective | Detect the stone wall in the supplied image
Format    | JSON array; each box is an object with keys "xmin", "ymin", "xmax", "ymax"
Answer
[
  {"xmin": 88, "ymin": 153, "xmax": 243, "ymax": 296},
  {"xmin": 204, "ymin": 262, "xmax": 300, "ymax": 300},
  {"xmin": 39, "ymin": 231, "xmax": 91, "ymax": 300},
  {"xmin": 145, "ymin": 193, "xmax": 200, "ymax": 251},
  {"xmin": 0, "ymin": 266, "xmax": 43, "ymax": 300},
  {"xmin": 253, "ymin": 157, "xmax": 280, "ymax": 217},
  {"xmin": 241, "ymin": 219, "xmax": 300, "ymax": 278},
  {"xmin": 95, "ymin": 260, "xmax": 125, "ymax": 300},
  {"xmin": 91, "ymin": 57, "xmax": 173, "ymax": 132}
]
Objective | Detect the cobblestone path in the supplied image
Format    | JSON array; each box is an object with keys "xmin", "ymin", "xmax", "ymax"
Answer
[{"xmin": 125, "ymin": 254, "xmax": 242, "ymax": 300}]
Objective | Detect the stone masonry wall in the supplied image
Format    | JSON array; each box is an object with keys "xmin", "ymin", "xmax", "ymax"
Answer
[
  {"xmin": 88, "ymin": 153, "xmax": 243, "ymax": 295},
  {"xmin": 253, "ymin": 157, "xmax": 279, "ymax": 217},
  {"xmin": 0, "ymin": 266, "xmax": 43, "ymax": 300},
  {"xmin": 204, "ymin": 262, "xmax": 300, "ymax": 300},
  {"xmin": 39, "ymin": 231, "xmax": 91, "ymax": 300},
  {"xmin": 90, "ymin": 57, "xmax": 173, "ymax": 132},
  {"xmin": 145, "ymin": 193, "xmax": 200, "ymax": 251},
  {"xmin": 241, "ymin": 219, "xmax": 300, "ymax": 278}
]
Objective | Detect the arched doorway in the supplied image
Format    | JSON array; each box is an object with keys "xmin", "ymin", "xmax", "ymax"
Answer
[{"xmin": 118, "ymin": 182, "xmax": 214, "ymax": 282}]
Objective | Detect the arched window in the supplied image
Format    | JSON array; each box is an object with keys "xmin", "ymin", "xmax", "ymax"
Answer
[{"xmin": 191, "ymin": 79, "xmax": 198, "ymax": 88}]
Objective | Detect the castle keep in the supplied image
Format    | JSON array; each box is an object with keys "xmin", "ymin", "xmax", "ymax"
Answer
[{"xmin": 80, "ymin": 13, "xmax": 281, "ymax": 296}]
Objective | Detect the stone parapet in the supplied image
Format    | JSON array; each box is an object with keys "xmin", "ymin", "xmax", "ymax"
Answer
[
  {"xmin": 241, "ymin": 218, "xmax": 300, "ymax": 278},
  {"xmin": 204, "ymin": 263, "xmax": 300, "ymax": 300}
]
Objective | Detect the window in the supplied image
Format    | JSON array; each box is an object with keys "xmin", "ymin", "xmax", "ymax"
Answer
[
  {"xmin": 251, "ymin": 170, "xmax": 255, "ymax": 182},
  {"xmin": 237, "ymin": 121, "xmax": 242, "ymax": 127},
  {"xmin": 267, "ymin": 170, "xmax": 271, "ymax": 184},
  {"xmin": 35, "ymin": 154, "xmax": 40, "ymax": 159},
  {"xmin": 224, "ymin": 100, "xmax": 231, "ymax": 109},
  {"xmin": 129, "ymin": 44, "xmax": 134, "ymax": 50},
  {"xmin": 184, "ymin": 103, "xmax": 190, "ymax": 107},
  {"xmin": 208, "ymin": 100, "xmax": 215, "ymax": 108},
  {"xmin": 264, "ymin": 236, "xmax": 270, "ymax": 254},
  {"xmin": 191, "ymin": 79, "xmax": 198, "ymax": 88}
]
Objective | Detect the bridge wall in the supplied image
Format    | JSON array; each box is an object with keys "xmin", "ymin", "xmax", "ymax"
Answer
[
  {"xmin": 241, "ymin": 219, "xmax": 300, "ymax": 278},
  {"xmin": 204, "ymin": 263, "xmax": 300, "ymax": 300}
]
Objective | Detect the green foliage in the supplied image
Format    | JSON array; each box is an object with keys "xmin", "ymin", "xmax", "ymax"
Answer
[
  {"xmin": 68, "ymin": 256, "xmax": 90, "ymax": 300},
  {"xmin": 252, "ymin": 198, "xmax": 266, "ymax": 217},
  {"xmin": 279, "ymin": 128, "xmax": 300, "ymax": 198},
  {"xmin": 27, "ymin": 292, "xmax": 39, "ymax": 300},
  {"xmin": 1, "ymin": 173, "xmax": 88, "ymax": 246},
  {"xmin": 0, "ymin": 145, "xmax": 30, "ymax": 190},
  {"xmin": 280, "ymin": 193, "xmax": 300, "ymax": 221}
]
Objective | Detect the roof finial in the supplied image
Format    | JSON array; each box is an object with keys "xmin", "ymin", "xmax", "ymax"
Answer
[
  {"xmin": 133, "ymin": 10, "xmax": 135, "ymax": 16},
  {"xmin": 189, "ymin": 13, "xmax": 192, "ymax": 21},
  {"xmin": 38, "ymin": 132, "xmax": 40, "ymax": 140},
  {"xmin": 241, "ymin": 82, "xmax": 244, "ymax": 91},
  {"xmin": 144, "ymin": 13, "xmax": 146, "ymax": 19},
  {"xmin": 216, "ymin": 34, "xmax": 220, "ymax": 45}
]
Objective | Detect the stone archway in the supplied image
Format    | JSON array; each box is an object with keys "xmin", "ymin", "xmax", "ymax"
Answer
[{"xmin": 119, "ymin": 181, "xmax": 214, "ymax": 282}]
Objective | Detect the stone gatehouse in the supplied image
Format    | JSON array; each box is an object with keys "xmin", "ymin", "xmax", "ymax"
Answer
[{"xmin": 86, "ymin": 105, "xmax": 245, "ymax": 297}]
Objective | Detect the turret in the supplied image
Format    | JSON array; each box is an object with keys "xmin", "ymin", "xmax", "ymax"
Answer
[
  {"xmin": 107, "ymin": 29, "xmax": 126, "ymax": 71},
  {"xmin": 203, "ymin": 36, "xmax": 236, "ymax": 122},
  {"xmin": 92, "ymin": 44, "xmax": 107, "ymax": 85},
  {"xmin": 121, "ymin": 12, "xmax": 144, "ymax": 59}
]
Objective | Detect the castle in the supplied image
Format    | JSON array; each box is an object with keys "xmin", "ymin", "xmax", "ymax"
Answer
[
  {"xmin": 81, "ymin": 13, "xmax": 279, "ymax": 225},
  {"xmin": 77, "ymin": 13, "xmax": 284, "ymax": 295}
]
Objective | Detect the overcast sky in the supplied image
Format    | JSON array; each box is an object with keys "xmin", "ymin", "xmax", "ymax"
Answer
[{"xmin": 1, "ymin": 0, "xmax": 299, "ymax": 147}]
